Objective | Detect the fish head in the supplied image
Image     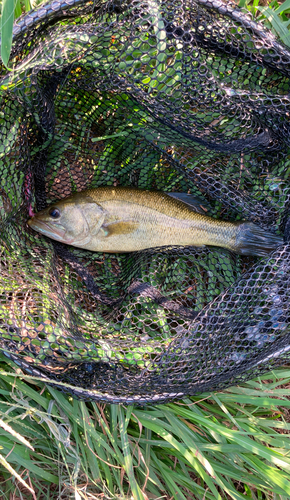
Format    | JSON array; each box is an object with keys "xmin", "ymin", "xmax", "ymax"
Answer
[{"xmin": 27, "ymin": 193, "xmax": 106, "ymax": 247}]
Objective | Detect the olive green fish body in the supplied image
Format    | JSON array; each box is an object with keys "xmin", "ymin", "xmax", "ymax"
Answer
[
  {"xmin": 82, "ymin": 187, "xmax": 236, "ymax": 252},
  {"xmin": 27, "ymin": 187, "xmax": 283, "ymax": 257}
]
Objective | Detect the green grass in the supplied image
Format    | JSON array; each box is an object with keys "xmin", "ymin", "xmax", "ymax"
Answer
[
  {"xmin": 1, "ymin": 354, "xmax": 290, "ymax": 499},
  {"xmin": 239, "ymin": 0, "xmax": 290, "ymax": 47}
]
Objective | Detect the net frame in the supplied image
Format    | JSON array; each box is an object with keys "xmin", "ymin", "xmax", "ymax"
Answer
[{"xmin": 0, "ymin": 0, "xmax": 289, "ymax": 404}]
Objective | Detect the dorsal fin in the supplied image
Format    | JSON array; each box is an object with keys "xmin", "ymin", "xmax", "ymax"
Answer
[{"xmin": 167, "ymin": 192, "xmax": 210, "ymax": 214}]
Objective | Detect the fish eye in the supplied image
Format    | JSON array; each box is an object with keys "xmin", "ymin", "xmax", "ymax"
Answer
[{"xmin": 49, "ymin": 207, "xmax": 60, "ymax": 219}]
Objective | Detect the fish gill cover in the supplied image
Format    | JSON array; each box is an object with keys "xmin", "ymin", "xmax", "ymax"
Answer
[{"xmin": 0, "ymin": 0, "xmax": 290, "ymax": 404}]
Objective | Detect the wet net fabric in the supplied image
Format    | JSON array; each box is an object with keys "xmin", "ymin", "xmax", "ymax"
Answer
[{"xmin": 1, "ymin": 0, "xmax": 290, "ymax": 404}]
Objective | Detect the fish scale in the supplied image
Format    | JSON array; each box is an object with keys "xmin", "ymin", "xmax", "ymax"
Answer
[{"xmin": 28, "ymin": 186, "xmax": 283, "ymax": 256}]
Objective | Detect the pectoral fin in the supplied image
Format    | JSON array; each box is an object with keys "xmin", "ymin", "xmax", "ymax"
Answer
[{"xmin": 101, "ymin": 221, "xmax": 139, "ymax": 236}]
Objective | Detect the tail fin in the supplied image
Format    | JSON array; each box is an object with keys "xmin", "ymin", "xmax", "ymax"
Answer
[{"xmin": 235, "ymin": 223, "xmax": 283, "ymax": 257}]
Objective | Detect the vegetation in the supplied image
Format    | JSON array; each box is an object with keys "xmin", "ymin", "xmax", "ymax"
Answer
[{"xmin": 1, "ymin": 356, "xmax": 290, "ymax": 499}]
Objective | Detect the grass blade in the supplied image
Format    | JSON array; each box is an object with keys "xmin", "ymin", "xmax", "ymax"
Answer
[
  {"xmin": 275, "ymin": 0, "xmax": 290, "ymax": 15},
  {"xmin": 118, "ymin": 406, "xmax": 145, "ymax": 500},
  {"xmin": 24, "ymin": 0, "xmax": 31, "ymax": 11},
  {"xmin": 257, "ymin": 6, "xmax": 290, "ymax": 46},
  {"xmin": 0, "ymin": 416, "xmax": 34, "ymax": 451},
  {"xmin": 14, "ymin": 0, "xmax": 22, "ymax": 19},
  {"xmin": 1, "ymin": 0, "xmax": 14, "ymax": 67},
  {"xmin": 0, "ymin": 452, "xmax": 35, "ymax": 495}
]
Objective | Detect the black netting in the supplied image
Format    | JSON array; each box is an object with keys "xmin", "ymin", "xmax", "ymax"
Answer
[{"xmin": 1, "ymin": 0, "xmax": 290, "ymax": 404}]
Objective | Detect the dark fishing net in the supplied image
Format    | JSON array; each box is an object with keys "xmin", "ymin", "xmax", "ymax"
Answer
[{"xmin": 1, "ymin": 0, "xmax": 290, "ymax": 404}]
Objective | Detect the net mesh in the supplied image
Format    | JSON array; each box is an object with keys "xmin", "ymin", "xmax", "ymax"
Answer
[{"xmin": 1, "ymin": 0, "xmax": 290, "ymax": 403}]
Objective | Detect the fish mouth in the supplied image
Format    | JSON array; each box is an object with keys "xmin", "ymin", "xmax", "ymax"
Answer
[{"xmin": 27, "ymin": 218, "xmax": 66, "ymax": 242}]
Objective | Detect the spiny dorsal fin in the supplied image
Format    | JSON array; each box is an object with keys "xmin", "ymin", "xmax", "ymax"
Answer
[{"xmin": 167, "ymin": 192, "xmax": 209, "ymax": 214}]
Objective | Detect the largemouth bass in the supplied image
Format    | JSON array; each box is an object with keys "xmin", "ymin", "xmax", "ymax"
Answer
[{"xmin": 27, "ymin": 186, "xmax": 283, "ymax": 256}]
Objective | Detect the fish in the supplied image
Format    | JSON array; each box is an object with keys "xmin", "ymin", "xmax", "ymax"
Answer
[{"xmin": 27, "ymin": 186, "xmax": 283, "ymax": 256}]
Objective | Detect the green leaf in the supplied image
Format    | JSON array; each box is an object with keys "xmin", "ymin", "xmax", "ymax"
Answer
[
  {"xmin": 24, "ymin": 0, "xmax": 31, "ymax": 11},
  {"xmin": 14, "ymin": 0, "xmax": 22, "ymax": 19},
  {"xmin": 275, "ymin": 0, "xmax": 290, "ymax": 15},
  {"xmin": 1, "ymin": 0, "xmax": 15, "ymax": 67},
  {"xmin": 118, "ymin": 407, "xmax": 145, "ymax": 500},
  {"xmin": 257, "ymin": 6, "xmax": 290, "ymax": 46}
]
